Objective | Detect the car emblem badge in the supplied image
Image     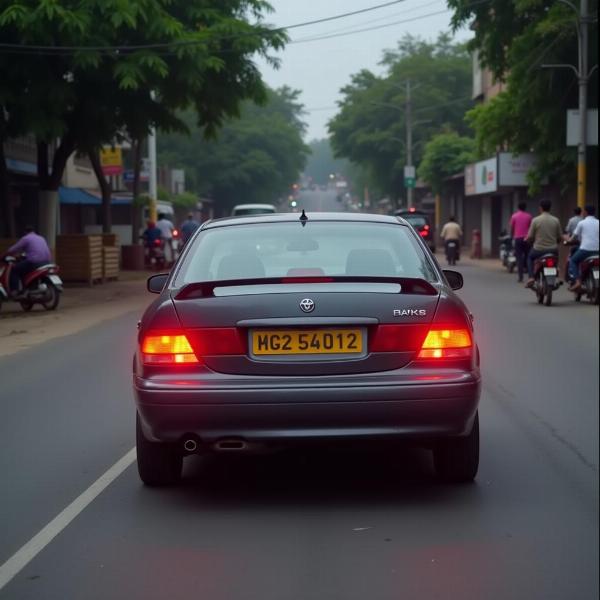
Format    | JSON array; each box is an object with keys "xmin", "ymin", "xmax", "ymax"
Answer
[{"xmin": 300, "ymin": 298, "xmax": 315, "ymax": 313}]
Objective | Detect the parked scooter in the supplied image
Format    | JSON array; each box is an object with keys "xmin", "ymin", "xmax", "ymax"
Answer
[
  {"xmin": 529, "ymin": 253, "xmax": 561, "ymax": 306},
  {"xmin": 0, "ymin": 255, "xmax": 63, "ymax": 312},
  {"xmin": 498, "ymin": 232, "xmax": 517, "ymax": 273}
]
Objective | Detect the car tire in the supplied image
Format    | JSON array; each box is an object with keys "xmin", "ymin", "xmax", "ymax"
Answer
[
  {"xmin": 136, "ymin": 413, "xmax": 183, "ymax": 486},
  {"xmin": 433, "ymin": 412, "xmax": 479, "ymax": 484}
]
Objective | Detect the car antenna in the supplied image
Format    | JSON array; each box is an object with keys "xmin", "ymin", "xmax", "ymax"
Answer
[{"xmin": 299, "ymin": 209, "xmax": 308, "ymax": 226}]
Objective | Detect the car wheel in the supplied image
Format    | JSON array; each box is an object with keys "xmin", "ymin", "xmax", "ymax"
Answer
[
  {"xmin": 433, "ymin": 412, "xmax": 479, "ymax": 483},
  {"xmin": 136, "ymin": 413, "xmax": 183, "ymax": 486}
]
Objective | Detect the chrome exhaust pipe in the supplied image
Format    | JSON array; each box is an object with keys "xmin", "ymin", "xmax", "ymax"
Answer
[
  {"xmin": 183, "ymin": 439, "xmax": 198, "ymax": 452},
  {"xmin": 214, "ymin": 439, "xmax": 248, "ymax": 451}
]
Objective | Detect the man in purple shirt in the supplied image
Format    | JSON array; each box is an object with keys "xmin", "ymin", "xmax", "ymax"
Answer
[
  {"xmin": 6, "ymin": 226, "xmax": 52, "ymax": 295},
  {"xmin": 510, "ymin": 202, "xmax": 533, "ymax": 283}
]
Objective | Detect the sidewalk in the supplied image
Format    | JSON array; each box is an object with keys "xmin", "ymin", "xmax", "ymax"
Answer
[{"xmin": 0, "ymin": 271, "xmax": 155, "ymax": 358}]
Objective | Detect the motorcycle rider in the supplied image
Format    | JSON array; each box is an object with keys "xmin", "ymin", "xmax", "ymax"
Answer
[
  {"xmin": 156, "ymin": 212, "xmax": 175, "ymax": 265},
  {"xmin": 5, "ymin": 225, "xmax": 52, "ymax": 297},
  {"xmin": 440, "ymin": 216, "xmax": 463, "ymax": 261},
  {"xmin": 180, "ymin": 212, "xmax": 201, "ymax": 245},
  {"xmin": 509, "ymin": 202, "xmax": 532, "ymax": 283},
  {"xmin": 566, "ymin": 205, "xmax": 599, "ymax": 292},
  {"xmin": 525, "ymin": 199, "xmax": 563, "ymax": 288}
]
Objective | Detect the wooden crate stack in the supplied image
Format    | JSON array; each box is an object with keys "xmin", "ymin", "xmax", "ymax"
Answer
[
  {"xmin": 56, "ymin": 235, "xmax": 103, "ymax": 285},
  {"xmin": 102, "ymin": 233, "xmax": 120, "ymax": 281}
]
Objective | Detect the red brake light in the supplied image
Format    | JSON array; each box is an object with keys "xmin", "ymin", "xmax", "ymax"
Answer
[
  {"xmin": 409, "ymin": 207, "xmax": 416, "ymax": 213},
  {"xmin": 423, "ymin": 224, "xmax": 430, "ymax": 231},
  {"xmin": 419, "ymin": 230, "xmax": 428, "ymax": 237},
  {"xmin": 173, "ymin": 229, "xmax": 179, "ymax": 237},
  {"xmin": 141, "ymin": 334, "xmax": 199, "ymax": 364},
  {"xmin": 544, "ymin": 257, "xmax": 556, "ymax": 268},
  {"xmin": 154, "ymin": 239, "xmax": 161, "ymax": 246},
  {"xmin": 417, "ymin": 328, "xmax": 472, "ymax": 359}
]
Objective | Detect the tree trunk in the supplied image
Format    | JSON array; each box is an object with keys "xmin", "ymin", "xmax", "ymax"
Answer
[
  {"xmin": 88, "ymin": 148, "xmax": 112, "ymax": 234},
  {"xmin": 131, "ymin": 138, "xmax": 142, "ymax": 243},
  {"xmin": 37, "ymin": 135, "xmax": 75, "ymax": 250},
  {"xmin": 0, "ymin": 130, "xmax": 15, "ymax": 238}
]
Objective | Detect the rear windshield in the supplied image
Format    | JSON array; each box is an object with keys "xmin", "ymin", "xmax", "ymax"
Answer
[
  {"xmin": 175, "ymin": 221, "xmax": 437, "ymax": 284},
  {"xmin": 233, "ymin": 207, "xmax": 276, "ymax": 216}
]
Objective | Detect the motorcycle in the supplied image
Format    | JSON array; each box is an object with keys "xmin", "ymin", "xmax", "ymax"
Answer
[
  {"xmin": 499, "ymin": 233, "xmax": 517, "ymax": 273},
  {"xmin": 530, "ymin": 253, "xmax": 561, "ymax": 306},
  {"xmin": 145, "ymin": 238, "xmax": 166, "ymax": 270},
  {"xmin": 0, "ymin": 255, "xmax": 63, "ymax": 312},
  {"xmin": 445, "ymin": 240, "xmax": 459, "ymax": 266},
  {"xmin": 569, "ymin": 254, "xmax": 600, "ymax": 305}
]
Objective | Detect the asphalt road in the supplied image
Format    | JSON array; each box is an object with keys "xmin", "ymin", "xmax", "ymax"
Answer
[{"xmin": 1, "ymin": 197, "xmax": 598, "ymax": 600}]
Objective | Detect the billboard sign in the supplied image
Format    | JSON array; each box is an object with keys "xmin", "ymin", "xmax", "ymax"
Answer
[
  {"xmin": 566, "ymin": 109, "xmax": 598, "ymax": 146},
  {"xmin": 465, "ymin": 157, "xmax": 497, "ymax": 195},
  {"xmin": 100, "ymin": 146, "xmax": 123, "ymax": 176},
  {"xmin": 498, "ymin": 153, "xmax": 542, "ymax": 187}
]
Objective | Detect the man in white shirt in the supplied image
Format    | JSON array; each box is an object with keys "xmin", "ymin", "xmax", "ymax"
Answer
[
  {"xmin": 156, "ymin": 213, "xmax": 175, "ymax": 265},
  {"xmin": 567, "ymin": 204, "xmax": 599, "ymax": 290}
]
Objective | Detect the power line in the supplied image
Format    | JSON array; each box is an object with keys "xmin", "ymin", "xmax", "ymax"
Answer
[
  {"xmin": 290, "ymin": 0, "xmax": 493, "ymax": 44},
  {"xmin": 0, "ymin": 0, "xmax": 410, "ymax": 53}
]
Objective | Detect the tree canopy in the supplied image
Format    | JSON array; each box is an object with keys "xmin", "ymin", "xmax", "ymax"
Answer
[
  {"xmin": 328, "ymin": 34, "xmax": 474, "ymax": 204},
  {"xmin": 0, "ymin": 0, "xmax": 286, "ymax": 236},
  {"xmin": 158, "ymin": 87, "xmax": 309, "ymax": 216},
  {"xmin": 448, "ymin": 0, "xmax": 599, "ymax": 191},
  {"xmin": 418, "ymin": 131, "xmax": 476, "ymax": 195}
]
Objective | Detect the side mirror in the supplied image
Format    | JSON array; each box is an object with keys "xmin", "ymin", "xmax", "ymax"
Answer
[
  {"xmin": 147, "ymin": 273, "xmax": 169, "ymax": 294},
  {"xmin": 443, "ymin": 270, "xmax": 463, "ymax": 291}
]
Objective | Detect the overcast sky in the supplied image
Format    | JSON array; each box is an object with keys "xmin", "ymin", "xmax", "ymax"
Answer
[{"xmin": 256, "ymin": 0, "xmax": 470, "ymax": 140}]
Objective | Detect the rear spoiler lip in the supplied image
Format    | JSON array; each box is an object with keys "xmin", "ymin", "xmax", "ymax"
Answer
[{"xmin": 173, "ymin": 276, "xmax": 439, "ymax": 300}]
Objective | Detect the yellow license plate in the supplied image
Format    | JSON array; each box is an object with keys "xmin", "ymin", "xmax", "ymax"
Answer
[{"xmin": 252, "ymin": 329, "xmax": 363, "ymax": 355}]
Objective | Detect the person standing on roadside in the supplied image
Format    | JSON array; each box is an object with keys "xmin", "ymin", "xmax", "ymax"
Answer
[
  {"xmin": 566, "ymin": 205, "xmax": 599, "ymax": 291},
  {"xmin": 525, "ymin": 199, "xmax": 563, "ymax": 288},
  {"xmin": 156, "ymin": 212, "xmax": 175, "ymax": 265},
  {"xmin": 509, "ymin": 201, "xmax": 533, "ymax": 283}
]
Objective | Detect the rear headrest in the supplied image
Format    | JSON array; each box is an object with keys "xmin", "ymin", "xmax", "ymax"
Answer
[
  {"xmin": 217, "ymin": 253, "xmax": 265, "ymax": 281},
  {"xmin": 345, "ymin": 249, "xmax": 396, "ymax": 277}
]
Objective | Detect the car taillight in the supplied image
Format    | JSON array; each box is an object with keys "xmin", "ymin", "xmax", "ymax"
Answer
[
  {"xmin": 154, "ymin": 239, "xmax": 161, "ymax": 246},
  {"xmin": 370, "ymin": 325, "xmax": 429, "ymax": 352},
  {"xmin": 544, "ymin": 257, "xmax": 556, "ymax": 268},
  {"xmin": 419, "ymin": 230, "xmax": 429, "ymax": 237},
  {"xmin": 417, "ymin": 328, "xmax": 472, "ymax": 359},
  {"xmin": 141, "ymin": 334, "xmax": 199, "ymax": 364}
]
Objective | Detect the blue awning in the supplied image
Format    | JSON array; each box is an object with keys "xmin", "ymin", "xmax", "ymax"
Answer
[{"xmin": 59, "ymin": 186, "xmax": 132, "ymax": 206}]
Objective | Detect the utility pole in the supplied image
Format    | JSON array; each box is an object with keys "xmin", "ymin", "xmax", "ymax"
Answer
[
  {"xmin": 148, "ymin": 127, "xmax": 158, "ymax": 222},
  {"xmin": 578, "ymin": 0, "xmax": 589, "ymax": 210},
  {"xmin": 406, "ymin": 79, "xmax": 414, "ymax": 209},
  {"xmin": 542, "ymin": 0, "xmax": 597, "ymax": 209}
]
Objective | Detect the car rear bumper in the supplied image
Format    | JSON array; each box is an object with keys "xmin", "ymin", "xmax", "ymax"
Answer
[{"xmin": 134, "ymin": 372, "xmax": 481, "ymax": 445}]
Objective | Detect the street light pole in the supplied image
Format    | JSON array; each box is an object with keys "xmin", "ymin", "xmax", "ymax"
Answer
[
  {"xmin": 577, "ymin": 0, "xmax": 589, "ymax": 210},
  {"xmin": 406, "ymin": 79, "xmax": 414, "ymax": 208},
  {"xmin": 543, "ymin": 0, "xmax": 595, "ymax": 209}
]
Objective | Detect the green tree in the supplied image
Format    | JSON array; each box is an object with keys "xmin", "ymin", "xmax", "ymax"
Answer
[
  {"xmin": 328, "ymin": 34, "xmax": 474, "ymax": 205},
  {"xmin": 0, "ymin": 0, "xmax": 286, "ymax": 239},
  {"xmin": 158, "ymin": 87, "xmax": 309, "ymax": 216},
  {"xmin": 448, "ymin": 0, "xmax": 599, "ymax": 192},
  {"xmin": 418, "ymin": 132, "xmax": 476, "ymax": 195}
]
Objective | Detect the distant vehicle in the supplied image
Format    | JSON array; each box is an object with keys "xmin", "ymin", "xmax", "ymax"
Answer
[
  {"xmin": 394, "ymin": 209, "xmax": 435, "ymax": 252},
  {"xmin": 231, "ymin": 204, "xmax": 277, "ymax": 217}
]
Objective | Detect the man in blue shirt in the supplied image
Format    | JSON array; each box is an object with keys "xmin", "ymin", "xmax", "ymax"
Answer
[{"xmin": 180, "ymin": 213, "xmax": 201, "ymax": 245}]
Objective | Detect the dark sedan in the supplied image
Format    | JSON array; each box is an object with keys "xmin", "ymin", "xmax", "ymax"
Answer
[{"xmin": 133, "ymin": 212, "xmax": 481, "ymax": 486}]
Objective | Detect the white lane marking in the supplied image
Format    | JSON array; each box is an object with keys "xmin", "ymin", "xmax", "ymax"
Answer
[{"xmin": 0, "ymin": 448, "xmax": 136, "ymax": 591}]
